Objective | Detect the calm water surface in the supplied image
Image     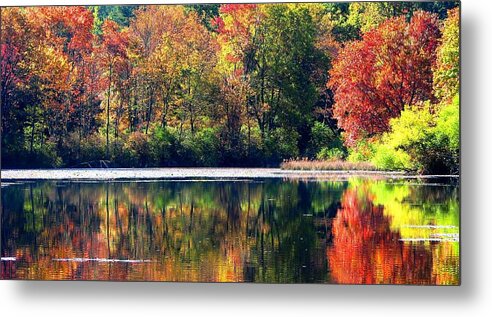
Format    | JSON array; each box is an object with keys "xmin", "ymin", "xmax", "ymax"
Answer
[{"xmin": 1, "ymin": 178, "xmax": 459, "ymax": 284}]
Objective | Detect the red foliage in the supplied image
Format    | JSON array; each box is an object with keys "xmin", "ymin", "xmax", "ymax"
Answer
[
  {"xmin": 328, "ymin": 11, "xmax": 441, "ymax": 145},
  {"xmin": 211, "ymin": 16, "xmax": 225, "ymax": 33},
  {"xmin": 214, "ymin": 3, "xmax": 263, "ymax": 68},
  {"xmin": 101, "ymin": 20, "xmax": 129, "ymax": 60},
  {"xmin": 36, "ymin": 6, "xmax": 94, "ymax": 56},
  {"xmin": 219, "ymin": 4, "xmax": 257, "ymax": 15}
]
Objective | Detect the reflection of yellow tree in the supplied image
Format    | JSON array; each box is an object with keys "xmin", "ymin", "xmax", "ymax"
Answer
[
  {"xmin": 328, "ymin": 179, "xmax": 459, "ymax": 285},
  {"xmin": 368, "ymin": 179, "xmax": 460, "ymax": 240},
  {"xmin": 368, "ymin": 179, "xmax": 460, "ymax": 285}
]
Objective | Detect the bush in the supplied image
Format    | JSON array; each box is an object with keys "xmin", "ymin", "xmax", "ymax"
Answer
[
  {"xmin": 371, "ymin": 143, "xmax": 412, "ymax": 171},
  {"xmin": 435, "ymin": 95, "xmax": 459, "ymax": 152},
  {"xmin": 347, "ymin": 139, "xmax": 377, "ymax": 163},
  {"xmin": 241, "ymin": 125, "xmax": 265, "ymax": 166},
  {"xmin": 370, "ymin": 95, "xmax": 459, "ymax": 174},
  {"xmin": 149, "ymin": 126, "xmax": 176, "ymax": 166},
  {"xmin": 316, "ymin": 147, "xmax": 345, "ymax": 161},
  {"xmin": 111, "ymin": 137, "xmax": 138, "ymax": 167},
  {"xmin": 416, "ymin": 95, "xmax": 459, "ymax": 174},
  {"xmin": 31, "ymin": 141, "xmax": 63, "ymax": 168},
  {"xmin": 193, "ymin": 128, "xmax": 220, "ymax": 166},
  {"xmin": 127, "ymin": 132, "xmax": 151, "ymax": 167},
  {"xmin": 308, "ymin": 122, "xmax": 343, "ymax": 157},
  {"xmin": 79, "ymin": 134, "xmax": 106, "ymax": 163}
]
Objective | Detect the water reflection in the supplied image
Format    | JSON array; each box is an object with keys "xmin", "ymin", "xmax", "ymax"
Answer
[{"xmin": 1, "ymin": 178, "xmax": 459, "ymax": 284}]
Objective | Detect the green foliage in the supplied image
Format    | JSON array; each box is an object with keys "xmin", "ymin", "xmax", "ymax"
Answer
[
  {"xmin": 433, "ymin": 7, "xmax": 460, "ymax": 101},
  {"xmin": 30, "ymin": 141, "xmax": 63, "ymax": 168},
  {"xmin": 2, "ymin": 139, "xmax": 62, "ymax": 168},
  {"xmin": 371, "ymin": 143, "xmax": 412, "ymax": 171},
  {"xmin": 316, "ymin": 147, "xmax": 345, "ymax": 161},
  {"xmin": 370, "ymin": 96, "xmax": 459, "ymax": 174},
  {"xmin": 263, "ymin": 128, "xmax": 300, "ymax": 163},
  {"xmin": 89, "ymin": 5, "xmax": 137, "ymax": 35},
  {"xmin": 347, "ymin": 140, "xmax": 376, "ymax": 163},
  {"xmin": 435, "ymin": 95, "xmax": 460, "ymax": 152},
  {"xmin": 149, "ymin": 126, "xmax": 176, "ymax": 165},
  {"xmin": 308, "ymin": 122, "xmax": 343, "ymax": 157},
  {"xmin": 347, "ymin": 2, "xmax": 389, "ymax": 33},
  {"xmin": 193, "ymin": 128, "xmax": 221, "ymax": 166},
  {"xmin": 322, "ymin": 2, "xmax": 360, "ymax": 42}
]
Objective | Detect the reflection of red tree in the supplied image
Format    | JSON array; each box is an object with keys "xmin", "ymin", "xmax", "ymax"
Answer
[{"xmin": 328, "ymin": 187, "xmax": 436, "ymax": 285}]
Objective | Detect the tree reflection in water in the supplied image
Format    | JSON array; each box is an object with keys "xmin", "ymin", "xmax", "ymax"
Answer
[{"xmin": 1, "ymin": 178, "xmax": 459, "ymax": 284}]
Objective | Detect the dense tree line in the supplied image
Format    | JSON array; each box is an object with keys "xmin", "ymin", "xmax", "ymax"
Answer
[{"xmin": 0, "ymin": 2, "xmax": 459, "ymax": 172}]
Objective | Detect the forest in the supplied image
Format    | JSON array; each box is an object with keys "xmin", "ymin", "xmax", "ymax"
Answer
[{"xmin": 0, "ymin": 2, "xmax": 460, "ymax": 173}]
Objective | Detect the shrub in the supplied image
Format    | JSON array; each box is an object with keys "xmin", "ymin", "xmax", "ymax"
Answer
[
  {"xmin": 127, "ymin": 132, "xmax": 151, "ymax": 167},
  {"xmin": 316, "ymin": 147, "xmax": 345, "ymax": 161},
  {"xmin": 79, "ymin": 134, "xmax": 106, "ymax": 163},
  {"xmin": 149, "ymin": 126, "xmax": 176, "ymax": 166},
  {"xmin": 435, "ymin": 95, "xmax": 459, "ymax": 152},
  {"xmin": 347, "ymin": 139, "xmax": 377, "ymax": 163},
  {"xmin": 371, "ymin": 143, "xmax": 412, "ymax": 171},
  {"xmin": 417, "ymin": 95, "xmax": 459, "ymax": 174},
  {"xmin": 111, "ymin": 137, "xmax": 138, "ymax": 167},
  {"xmin": 308, "ymin": 122, "xmax": 343, "ymax": 157},
  {"xmin": 371, "ymin": 95, "xmax": 459, "ymax": 174},
  {"xmin": 241, "ymin": 125, "xmax": 265, "ymax": 166},
  {"xmin": 31, "ymin": 141, "xmax": 62, "ymax": 168},
  {"xmin": 193, "ymin": 127, "xmax": 220, "ymax": 166}
]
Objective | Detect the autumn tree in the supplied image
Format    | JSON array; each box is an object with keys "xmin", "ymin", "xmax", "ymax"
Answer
[
  {"xmin": 1, "ymin": 8, "xmax": 34, "ymax": 155},
  {"xmin": 214, "ymin": 4, "xmax": 333, "ymax": 158},
  {"xmin": 433, "ymin": 7, "xmax": 460, "ymax": 102},
  {"xmin": 128, "ymin": 5, "xmax": 217, "ymax": 136},
  {"xmin": 215, "ymin": 74, "xmax": 251, "ymax": 163},
  {"xmin": 328, "ymin": 11, "xmax": 441, "ymax": 145},
  {"xmin": 1, "ymin": 7, "xmax": 84, "ymax": 165},
  {"xmin": 99, "ymin": 19, "xmax": 129, "ymax": 158},
  {"xmin": 34, "ymin": 7, "xmax": 95, "ymax": 142},
  {"xmin": 185, "ymin": 4, "xmax": 220, "ymax": 31},
  {"xmin": 1, "ymin": 3, "xmax": 459, "ymax": 169}
]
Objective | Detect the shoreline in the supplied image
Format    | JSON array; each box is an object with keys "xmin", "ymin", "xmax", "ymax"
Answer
[{"xmin": 0, "ymin": 168, "xmax": 459, "ymax": 181}]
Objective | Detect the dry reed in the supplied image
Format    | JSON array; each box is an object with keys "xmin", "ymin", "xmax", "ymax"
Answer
[{"xmin": 280, "ymin": 158, "xmax": 377, "ymax": 171}]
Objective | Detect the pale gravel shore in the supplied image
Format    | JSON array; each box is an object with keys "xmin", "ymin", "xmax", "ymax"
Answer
[{"xmin": 0, "ymin": 168, "xmax": 457, "ymax": 180}]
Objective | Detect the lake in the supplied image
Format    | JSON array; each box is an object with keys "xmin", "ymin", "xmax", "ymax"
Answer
[{"xmin": 0, "ymin": 176, "xmax": 459, "ymax": 284}]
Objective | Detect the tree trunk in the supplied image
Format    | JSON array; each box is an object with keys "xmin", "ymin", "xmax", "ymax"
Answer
[
  {"xmin": 106, "ymin": 62, "xmax": 112, "ymax": 160},
  {"xmin": 29, "ymin": 117, "xmax": 35, "ymax": 154},
  {"xmin": 145, "ymin": 87, "xmax": 153, "ymax": 135}
]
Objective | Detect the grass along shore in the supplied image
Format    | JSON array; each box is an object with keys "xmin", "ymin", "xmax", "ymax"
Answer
[{"xmin": 280, "ymin": 159, "xmax": 378, "ymax": 171}]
